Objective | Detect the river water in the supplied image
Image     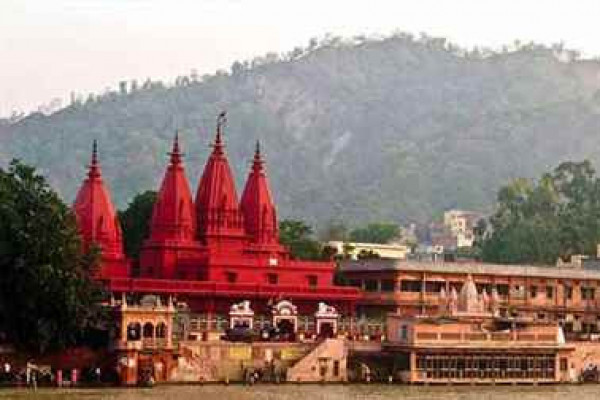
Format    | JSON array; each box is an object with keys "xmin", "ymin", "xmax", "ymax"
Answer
[{"xmin": 0, "ymin": 384, "xmax": 599, "ymax": 400}]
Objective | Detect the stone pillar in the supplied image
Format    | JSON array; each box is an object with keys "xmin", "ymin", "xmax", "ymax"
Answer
[{"xmin": 410, "ymin": 351, "xmax": 417, "ymax": 383}]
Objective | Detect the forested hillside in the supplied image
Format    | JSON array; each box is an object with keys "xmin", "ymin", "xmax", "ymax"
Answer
[{"xmin": 2, "ymin": 33, "xmax": 600, "ymax": 226}]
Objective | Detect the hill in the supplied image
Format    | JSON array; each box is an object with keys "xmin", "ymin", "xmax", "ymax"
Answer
[{"xmin": 2, "ymin": 34, "xmax": 600, "ymax": 226}]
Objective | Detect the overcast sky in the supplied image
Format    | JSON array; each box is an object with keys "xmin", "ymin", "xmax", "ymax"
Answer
[{"xmin": 2, "ymin": 0, "xmax": 600, "ymax": 117}]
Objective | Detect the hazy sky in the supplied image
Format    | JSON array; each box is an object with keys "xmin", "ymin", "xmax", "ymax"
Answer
[{"xmin": 2, "ymin": 0, "xmax": 600, "ymax": 117}]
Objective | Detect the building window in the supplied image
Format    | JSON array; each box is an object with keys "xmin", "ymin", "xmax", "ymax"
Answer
[
  {"xmin": 564, "ymin": 286, "xmax": 573, "ymax": 300},
  {"xmin": 333, "ymin": 360, "xmax": 340, "ymax": 377},
  {"xmin": 267, "ymin": 273, "xmax": 278, "ymax": 285},
  {"xmin": 529, "ymin": 286, "xmax": 538, "ymax": 298},
  {"xmin": 381, "ymin": 279, "xmax": 396, "ymax": 292},
  {"xmin": 400, "ymin": 280, "xmax": 421, "ymax": 293},
  {"xmin": 307, "ymin": 275, "xmax": 318, "ymax": 288},
  {"xmin": 582, "ymin": 287, "xmax": 595, "ymax": 300},
  {"xmin": 226, "ymin": 272, "xmax": 238, "ymax": 283},
  {"xmin": 400, "ymin": 325, "xmax": 408, "ymax": 340},
  {"xmin": 143, "ymin": 322, "xmax": 154, "ymax": 338},
  {"xmin": 546, "ymin": 286, "xmax": 554, "ymax": 299},
  {"xmin": 496, "ymin": 284, "xmax": 509, "ymax": 296},
  {"xmin": 364, "ymin": 280, "xmax": 378, "ymax": 292},
  {"xmin": 476, "ymin": 283, "xmax": 493, "ymax": 294},
  {"xmin": 560, "ymin": 358, "xmax": 568, "ymax": 371},
  {"xmin": 426, "ymin": 281, "xmax": 444, "ymax": 293}
]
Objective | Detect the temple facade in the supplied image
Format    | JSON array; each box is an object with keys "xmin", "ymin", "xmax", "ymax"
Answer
[{"xmin": 73, "ymin": 115, "xmax": 359, "ymax": 346}]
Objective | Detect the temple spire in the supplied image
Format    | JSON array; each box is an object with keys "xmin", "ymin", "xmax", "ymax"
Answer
[
  {"xmin": 241, "ymin": 141, "xmax": 280, "ymax": 246},
  {"xmin": 252, "ymin": 140, "xmax": 264, "ymax": 173},
  {"xmin": 195, "ymin": 111, "xmax": 245, "ymax": 242},
  {"xmin": 73, "ymin": 140, "xmax": 127, "ymax": 278},
  {"xmin": 88, "ymin": 139, "xmax": 101, "ymax": 178},
  {"xmin": 213, "ymin": 111, "xmax": 226, "ymax": 156},
  {"xmin": 143, "ymin": 132, "xmax": 196, "ymax": 272},
  {"xmin": 169, "ymin": 131, "xmax": 182, "ymax": 165}
]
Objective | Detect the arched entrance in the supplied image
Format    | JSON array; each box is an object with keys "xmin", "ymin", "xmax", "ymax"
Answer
[
  {"xmin": 272, "ymin": 300, "xmax": 298, "ymax": 341},
  {"xmin": 127, "ymin": 322, "xmax": 141, "ymax": 341},
  {"xmin": 315, "ymin": 302, "xmax": 339, "ymax": 338}
]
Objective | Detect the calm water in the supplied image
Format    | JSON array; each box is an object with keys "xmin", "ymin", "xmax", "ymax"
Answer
[{"xmin": 0, "ymin": 385, "xmax": 599, "ymax": 400}]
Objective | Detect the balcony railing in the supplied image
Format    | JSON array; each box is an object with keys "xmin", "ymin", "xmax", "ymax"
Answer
[{"xmin": 411, "ymin": 330, "xmax": 558, "ymax": 345}]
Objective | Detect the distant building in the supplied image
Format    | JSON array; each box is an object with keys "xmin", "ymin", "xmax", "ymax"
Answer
[
  {"xmin": 328, "ymin": 241, "xmax": 411, "ymax": 260},
  {"xmin": 430, "ymin": 210, "xmax": 484, "ymax": 252},
  {"xmin": 443, "ymin": 209, "xmax": 483, "ymax": 248}
]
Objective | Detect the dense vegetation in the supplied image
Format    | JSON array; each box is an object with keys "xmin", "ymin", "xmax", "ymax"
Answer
[
  {"xmin": 3, "ymin": 33, "xmax": 600, "ymax": 227},
  {"xmin": 480, "ymin": 161, "xmax": 600, "ymax": 265},
  {"xmin": 0, "ymin": 161, "xmax": 105, "ymax": 354},
  {"xmin": 118, "ymin": 190, "xmax": 157, "ymax": 259}
]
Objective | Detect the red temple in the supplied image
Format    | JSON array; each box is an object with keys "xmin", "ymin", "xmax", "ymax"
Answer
[{"xmin": 73, "ymin": 115, "xmax": 358, "ymax": 330}]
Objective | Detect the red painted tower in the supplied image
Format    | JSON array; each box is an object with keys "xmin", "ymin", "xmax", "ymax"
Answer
[
  {"xmin": 240, "ymin": 141, "xmax": 282, "ymax": 250},
  {"xmin": 73, "ymin": 141, "xmax": 128, "ymax": 278},
  {"xmin": 195, "ymin": 112, "xmax": 245, "ymax": 249},
  {"xmin": 139, "ymin": 133, "xmax": 204, "ymax": 278},
  {"xmin": 74, "ymin": 112, "xmax": 359, "ymax": 323}
]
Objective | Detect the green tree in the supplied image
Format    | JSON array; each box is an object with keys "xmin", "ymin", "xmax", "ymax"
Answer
[
  {"xmin": 279, "ymin": 219, "xmax": 325, "ymax": 260},
  {"xmin": 480, "ymin": 161, "xmax": 600, "ymax": 265},
  {"xmin": 552, "ymin": 161, "xmax": 600, "ymax": 258},
  {"xmin": 349, "ymin": 222, "xmax": 401, "ymax": 244},
  {"xmin": 0, "ymin": 160, "xmax": 104, "ymax": 354},
  {"xmin": 118, "ymin": 190, "xmax": 157, "ymax": 259}
]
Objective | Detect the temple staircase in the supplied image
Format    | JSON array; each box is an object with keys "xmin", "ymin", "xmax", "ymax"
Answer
[{"xmin": 286, "ymin": 338, "xmax": 347, "ymax": 382}]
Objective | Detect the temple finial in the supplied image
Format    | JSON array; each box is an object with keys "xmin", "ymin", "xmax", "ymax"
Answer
[
  {"xmin": 252, "ymin": 139, "xmax": 264, "ymax": 172},
  {"xmin": 213, "ymin": 111, "xmax": 227, "ymax": 155},
  {"xmin": 170, "ymin": 130, "xmax": 182, "ymax": 165},
  {"xmin": 88, "ymin": 139, "xmax": 101, "ymax": 178},
  {"xmin": 92, "ymin": 139, "xmax": 98, "ymax": 165}
]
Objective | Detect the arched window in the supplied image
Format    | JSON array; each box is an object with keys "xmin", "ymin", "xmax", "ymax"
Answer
[
  {"xmin": 143, "ymin": 322, "xmax": 155, "ymax": 338},
  {"xmin": 127, "ymin": 322, "xmax": 141, "ymax": 341},
  {"xmin": 156, "ymin": 322, "xmax": 167, "ymax": 338}
]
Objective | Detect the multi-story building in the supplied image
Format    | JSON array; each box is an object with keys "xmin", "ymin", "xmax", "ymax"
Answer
[
  {"xmin": 341, "ymin": 259, "xmax": 600, "ymax": 337},
  {"xmin": 431, "ymin": 209, "xmax": 484, "ymax": 250}
]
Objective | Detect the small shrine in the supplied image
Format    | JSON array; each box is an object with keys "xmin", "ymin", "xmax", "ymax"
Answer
[
  {"xmin": 314, "ymin": 302, "xmax": 339, "ymax": 337},
  {"xmin": 229, "ymin": 300, "xmax": 254, "ymax": 329},
  {"xmin": 439, "ymin": 275, "xmax": 499, "ymax": 317},
  {"xmin": 272, "ymin": 300, "xmax": 298, "ymax": 333}
]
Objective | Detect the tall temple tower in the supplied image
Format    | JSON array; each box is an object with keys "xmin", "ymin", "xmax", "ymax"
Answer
[
  {"xmin": 139, "ymin": 133, "xmax": 204, "ymax": 278},
  {"xmin": 195, "ymin": 112, "xmax": 246, "ymax": 250},
  {"xmin": 240, "ymin": 141, "xmax": 283, "ymax": 252},
  {"xmin": 73, "ymin": 113, "xmax": 356, "ymax": 320},
  {"xmin": 73, "ymin": 141, "xmax": 128, "ymax": 278}
]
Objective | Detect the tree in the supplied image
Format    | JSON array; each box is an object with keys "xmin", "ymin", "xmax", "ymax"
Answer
[
  {"xmin": 279, "ymin": 219, "xmax": 326, "ymax": 260},
  {"xmin": 349, "ymin": 222, "xmax": 401, "ymax": 244},
  {"xmin": 118, "ymin": 190, "xmax": 157, "ymax": 259},
  {"xmin": 480, "ymin": 161, "xmax": 600, "ymax": 265},
  {"xmin": 0, "ymin": 160, "xmax": 104, "ymax": 354}
]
